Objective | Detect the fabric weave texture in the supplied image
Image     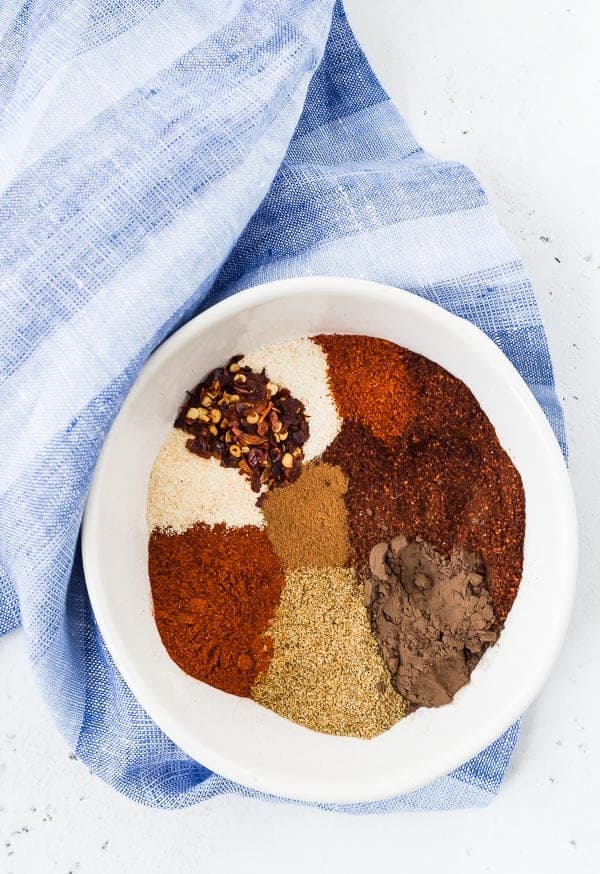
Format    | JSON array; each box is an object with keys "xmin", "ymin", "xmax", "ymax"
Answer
[{"xmin": 0, "ymin": 0, "xmax": 565, "ymax": 811}]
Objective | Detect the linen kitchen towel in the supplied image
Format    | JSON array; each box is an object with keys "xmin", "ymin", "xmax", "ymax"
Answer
[{"xmin": 0, "ymin": 0, "xmax": 565, "ymax": 810}]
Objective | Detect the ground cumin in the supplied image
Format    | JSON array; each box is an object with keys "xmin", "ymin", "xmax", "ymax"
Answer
[
  {"xmin": 314, "ymin": 334, "xmax": 417, "ymax": 443},
  {"xmin": 323, "ymin": 339, "xmax": 525, "ymax": 623},
  {"xmin": 261, "ymin": 461, "xmax": 350, "ymax": 570},
  {"xmin": 148, "ymin": 523, "xmax": 285, "ymax": 696}
]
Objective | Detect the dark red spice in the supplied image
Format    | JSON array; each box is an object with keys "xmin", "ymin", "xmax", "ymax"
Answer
[
  {"xmin": 175, "ymin": 355, "xmax": 309, "ymax": 493},
  {"xmin": 322, "ymin": 339, "xmax": 525, "ymax": 623},
  {"xmin": 148, "ymin": 523, "xmax": 285, "ymax": 696}
]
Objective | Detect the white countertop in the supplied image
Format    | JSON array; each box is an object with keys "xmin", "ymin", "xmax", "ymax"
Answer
[{"xmin": 1, "ymin": 1, "xmax": 599, "ymax": 871}]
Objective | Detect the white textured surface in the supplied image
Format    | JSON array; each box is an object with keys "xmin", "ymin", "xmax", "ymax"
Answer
[{"xmin": 1, "ymin": 1, "xmax": 599, "ymax": 871}]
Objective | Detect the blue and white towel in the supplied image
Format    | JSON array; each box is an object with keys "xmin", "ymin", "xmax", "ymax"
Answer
[{"xmin": 0, "ymin": 1, "xmax": 565, "ymax": 811}]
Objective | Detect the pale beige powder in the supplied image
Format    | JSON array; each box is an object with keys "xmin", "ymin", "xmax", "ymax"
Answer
[
  {"xmin": 241, "ymin": 337, "xmax": 341, "ymax": 462},
  {"xmin": 147, "ymin": 429, "xmax": 264, "ymax": 533},
  {"xmin": 251, "ymin": 567, "xmax": 406, "ymax": 738}
]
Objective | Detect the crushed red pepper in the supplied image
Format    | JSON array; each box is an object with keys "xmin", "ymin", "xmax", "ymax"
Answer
[
  {"xmin": 322, "ymin": 339, "xmax": 525, "ymax": 624},
  {"xmin": 175, "ymin": 355, "xmax": 308, "ymax": 493}
]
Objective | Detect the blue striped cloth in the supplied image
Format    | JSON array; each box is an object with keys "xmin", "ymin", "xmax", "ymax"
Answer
[{"xmin": 0, "ymin": 1, "xmax": 565, "ymax": 811}]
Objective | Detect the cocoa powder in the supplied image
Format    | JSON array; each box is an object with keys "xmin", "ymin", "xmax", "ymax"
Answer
[{"xmin": 367, "ymin": 534, "xmax": 497, "ymax": 707}]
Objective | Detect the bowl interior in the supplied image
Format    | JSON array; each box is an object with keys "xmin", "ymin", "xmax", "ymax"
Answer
[{"xmin": 82, "ymin": 276, "xmax": 576, "ymax": 803}]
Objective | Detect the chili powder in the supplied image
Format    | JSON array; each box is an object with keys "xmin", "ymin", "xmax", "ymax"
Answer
[
  {"xmin": 148, "ymin": 522, "xmax": 285, "ymax": 696},
  {"xmin": 322, "ymin": 338, "xmax": 525, "ymax": 623}
]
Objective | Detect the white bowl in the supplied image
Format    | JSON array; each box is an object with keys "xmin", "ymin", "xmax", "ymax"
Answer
[{"xmin": 82, "ymin": 276, "xmax": 577, "ymax": 804}]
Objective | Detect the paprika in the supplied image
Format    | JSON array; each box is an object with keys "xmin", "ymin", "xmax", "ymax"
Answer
[{"xmin": 148, "ymin": 522, "xmax": 285, "ymax": 696}]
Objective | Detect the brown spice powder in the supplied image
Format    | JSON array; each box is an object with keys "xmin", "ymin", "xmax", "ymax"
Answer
[
  {"xmin": 314, "ymin": 333, "xmax": 417, "ymax": 443},
  {"xmin": 261, "ymin": 461, "xmax": 351, "ymax": 570},
  {"xmin": 367, "ymin": 534, "xmax": 497, "ymax": 708},
  {"xmin": 148, "ymin": 523, "xmax": 285, "ymax": 696}
]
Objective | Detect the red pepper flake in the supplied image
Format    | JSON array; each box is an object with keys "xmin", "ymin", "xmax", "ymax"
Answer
[{"xmin": 174, "ymin": 355, "xmax": 309, "ymax": 494}]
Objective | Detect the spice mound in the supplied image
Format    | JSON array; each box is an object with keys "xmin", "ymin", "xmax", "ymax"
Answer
[
  {"xmin": 147, "ymin": 334, "xmax": 525, "ymax": 739},
  {"xmin": 366, "ymin": 535, "xmax": 498, "ymax": 708},
  {"xmin": 261, "ymin": 461, "xmax": 350, "ymax": 570},
  {"xmin": 149, "ymin": 523, "xmax": 285, "ymax": 696},
  {"xmin": 241, "ymin": 338, "xmax": 341, "ymax": 462},
  {"xmin": 147, "ymin": 429, "xmax": 265, "ymax": 534},
  {"xmin": 175, "ymin": 355, "xmax": 309, "ymax": 493},
  {"xmin": 314, "ymin": 334, "xmax": 417, "ymax": 443},
  {"xmin": 252, "ymin": 567, "xmax": 406, "ymax": 738}
]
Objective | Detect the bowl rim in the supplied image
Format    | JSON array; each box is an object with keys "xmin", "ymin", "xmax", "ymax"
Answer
[{"xmin": 82, "ymin": 275, "xmax": 578, "ymax": 803}]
